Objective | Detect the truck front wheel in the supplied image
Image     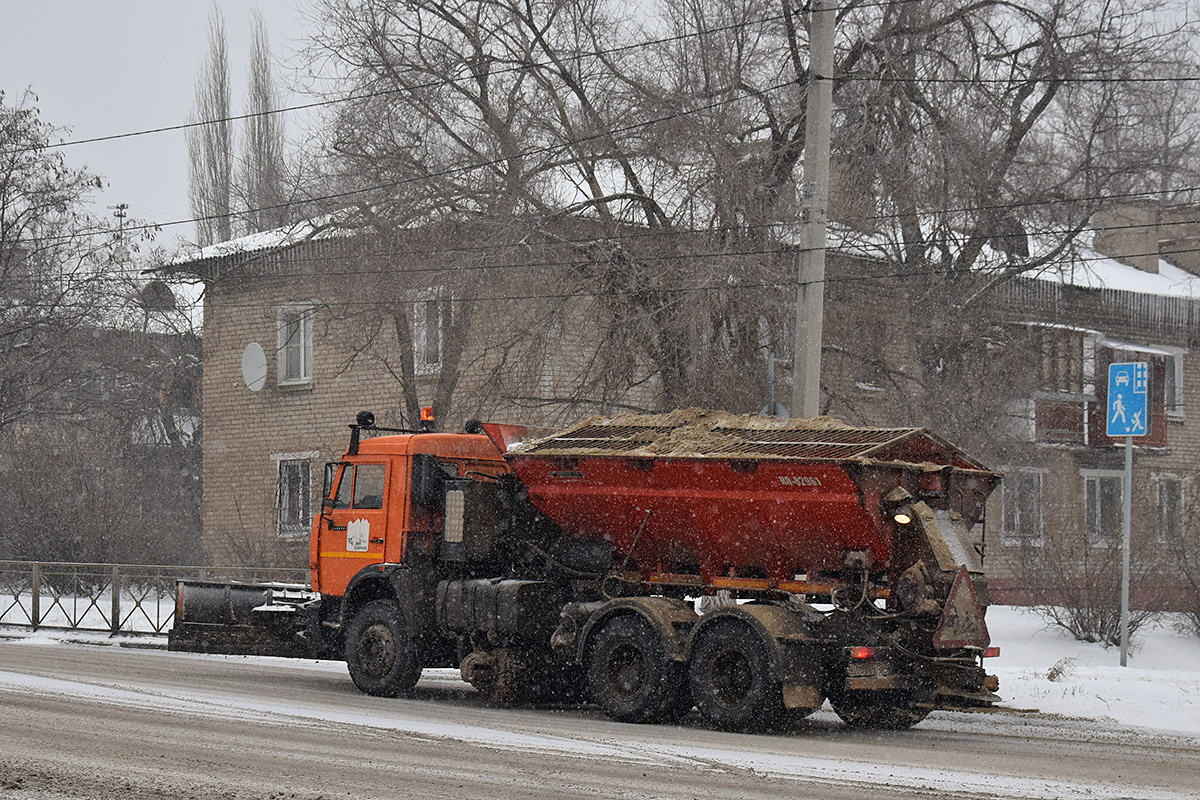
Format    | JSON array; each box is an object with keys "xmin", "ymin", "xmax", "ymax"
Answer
[
  {"xmin": 586, "ymin": 615, "xmax": 688, "ymax": 723},
  {"xmin": 344, "ymin": 599, "xmax": 421, "ymax": 697},
  {"xmin": 688, "ymin": 618, "xmax": 784, "ymax": 731}
]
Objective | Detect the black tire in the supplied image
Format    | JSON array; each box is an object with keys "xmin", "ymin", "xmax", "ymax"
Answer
[
  {"xmin": 344, "ymin": 599, "xmax": 421, "ymax": 697},
  {"xmin": 586, "ymin": 615, "xmax": 688, "ymax": 723},
  {"xmin": 829, "ymin": 690, "xmax": 930, "ymax": 730},
  {"xmin": 688, "ymin": 618, "xmax": 784, "ymax": 731}
]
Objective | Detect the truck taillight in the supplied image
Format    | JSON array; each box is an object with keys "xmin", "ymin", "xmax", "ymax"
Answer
[
  {"xmin": 983, "ymin": 646, "xmax": 1000, "ymax": 658},
  {"xmin": 849, "ymin": 646, "xmax": 877, "ymax": 659}
]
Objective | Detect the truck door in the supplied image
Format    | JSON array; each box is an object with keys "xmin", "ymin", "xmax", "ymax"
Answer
[{"xmin": 318, "ymin": 461, "xmax": 389, "ymax": 597}]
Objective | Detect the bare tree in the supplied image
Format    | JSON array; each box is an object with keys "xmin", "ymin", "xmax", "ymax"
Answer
[
  {"xmin": 0, "ymin": 90, "xmax": 111, "ymax": 432},
  {"xmin": 0, "ymin": 329, "xmax": 202, "ymax": 566},
  {"xmin": 187, "ymin": 4, "xmax": 234, "ymax": 246},
  {"xmin": 241, "ymin": 9, "xmax": 289, "ymax": 234},
  {"xmin": 299, "ymin": 0, "xmax": 1195, "ymax": 425},
  {"xmin": 302, "ymin": 0, "xmax": 792, "ymax": 419},
  {"xmin": 0, "ymin": 91, "xmax": 202, "ymax": 565}
]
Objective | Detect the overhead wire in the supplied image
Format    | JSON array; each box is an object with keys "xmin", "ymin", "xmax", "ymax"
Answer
[
  {"xmin": 5, "ymin": 0, "xmax": 1197, "ymax": 295},
  {"xmin": 8, "ymin": 0, "xmax": 1192, "ymax": 160}
]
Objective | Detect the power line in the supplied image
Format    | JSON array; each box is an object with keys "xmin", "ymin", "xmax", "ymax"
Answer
[
  {"xmin": 10, "ymin": 0, "xmax": 1192, "ymax": 158},
  {"xmin": 8, "ymin": 11, "xmax": 791, "ymax": 156},
  {"xmin": 7, "ymin": 20, "xmax": 1197, "ymax": 249},
  {"xmin": 21, "ymin": 79, "xmax": 804, "ymax": 244}
]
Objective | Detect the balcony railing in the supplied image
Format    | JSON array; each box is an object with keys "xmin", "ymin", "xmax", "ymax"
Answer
[{"xmin": 0, "ymin": 561, "xmax": 308, "ymax": 636}]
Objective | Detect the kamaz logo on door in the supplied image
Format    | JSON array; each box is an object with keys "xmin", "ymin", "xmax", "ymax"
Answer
[
  {"xmin": 779, "ymin": 475, "xmax": 822, "ymax": 487},
  {"xmin": 346, "ymin": 518, "xmax": 370, "ymax": 552}
]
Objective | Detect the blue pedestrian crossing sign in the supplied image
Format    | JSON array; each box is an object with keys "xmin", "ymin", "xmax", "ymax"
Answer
[{"xmin": 1107, "ymin": 362, "xmax": 1149, "ymax": 437}]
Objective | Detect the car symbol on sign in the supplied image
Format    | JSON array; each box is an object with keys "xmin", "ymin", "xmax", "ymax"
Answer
[{"xmin": 1115, "ymin": 373, "xmax": 1129, "ymax": 386}]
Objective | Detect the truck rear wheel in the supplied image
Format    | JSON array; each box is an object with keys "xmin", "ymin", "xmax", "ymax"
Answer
[
  {"xmin": 586, "ymin": 615, "xmax": 688, "ymax": 723},
  {"xmin": 688, "ymin": 618, "xmax": 784, "ymax": 731},
  {"xmin": 829, "ymin": 690, "xmax": 930, "ymax": 730},
  {"xmin": 345, "ymin": 599, "xmax": 421, "ymax": 697}
]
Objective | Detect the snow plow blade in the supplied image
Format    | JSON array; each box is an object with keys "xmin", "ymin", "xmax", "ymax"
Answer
[{"xmin": 168, "ymin": 580, "xmax": 318, "ymax": 659}]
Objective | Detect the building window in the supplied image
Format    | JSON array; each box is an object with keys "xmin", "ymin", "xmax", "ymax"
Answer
[
  {"xmin": 1162, "ymin": 348, "xmax": 1186, "ymax": 418},
  {"xmin": 851, "ymin": 320, "xmax": 887, "ymax": 393},
  {"xmin": 1025, "ymin": 324, "xmax": 1098, "ymax": 444},
  {"xmin": 1083, "ymin": 470, "xmax": 1123, "ymax": 545},
  {"xmin": 277, "ymin": 304, "xmax": 314, "ymax": 386},
  {"xmin": 412, "ymin": 289, "xmax": 444, "ymax": 376},
  {"xmin": 1001, "ymin": 469, "xmax": 1044, "ymax": 546},
  {"xmin": 1035, "ymin": 326, "xmax": 1095, "ymax": 396},
  {"xmin": 276, "ymin": 457, "xmax": 312, "ymax": 539},
  {"xmin": 1157, "ymin": 475, "xmax": 1184, "ymax": 543}
]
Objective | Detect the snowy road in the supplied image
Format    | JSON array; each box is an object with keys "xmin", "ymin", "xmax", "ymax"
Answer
[{"xmin": 0, "ymin": 639, "xmax": 1197, "ymax": 800}]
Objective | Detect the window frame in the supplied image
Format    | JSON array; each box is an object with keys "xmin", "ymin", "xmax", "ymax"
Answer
[
  {"xmin": 1000, "ymin": 467, "xmax": 1045, "ymax": 547},
  {"xmin": 274, "ymin": 450, "xmax": 318, "ymax": 540},
  {"xmin": 410, "ymin": 287, "xmax": 445, "ymax": 377},
  {"xmin": 276, "ymin": 303, "xmax": 315, "ymax": 387},
  {"xmin": 1032, "ymin": 324, "xmax": 1097, "ymax": 399},
  {"xmin": 1159, "ymin": 346, "xmax": 1186, "ymax": 420},
  {"xmin": 1155, "ymin": 473, "xmax": 1185, "ymax": 544},
  {"xmin": 1081, "ymin": 468, "xmax": 1124, "ymax": 547}
]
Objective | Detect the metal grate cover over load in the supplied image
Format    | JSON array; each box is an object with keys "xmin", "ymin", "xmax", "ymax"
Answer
[{"xmin": 508, "ymin": 409, "xmax": 990, "ymax": 472}]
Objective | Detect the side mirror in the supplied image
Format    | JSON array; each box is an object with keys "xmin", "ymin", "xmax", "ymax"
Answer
[{"xmin": 321, "ymin": 497, "xmax": 334, "ymax": 517}]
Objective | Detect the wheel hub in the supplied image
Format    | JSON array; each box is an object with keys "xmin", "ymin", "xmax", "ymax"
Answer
[
  {"xmin": 608, "ymin": 643, "xmax": 647, "ymax": 697},
  {"xmin": 710, "ymin": 647, "xmax": 753, "ymax": 707},
  {"xmin": 358, "ymin": 623, "xmax": 397, "ymax": 679}
]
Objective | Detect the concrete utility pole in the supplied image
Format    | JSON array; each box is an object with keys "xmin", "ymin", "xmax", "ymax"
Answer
[{"xmin": 791, "ymin": 0, "xmax": 835, "ymax": 418}]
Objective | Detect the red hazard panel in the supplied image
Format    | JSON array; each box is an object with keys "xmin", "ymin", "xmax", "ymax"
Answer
[{"xmin": 933, "ymin": 566, "xmax": 991, "ymax": 649}]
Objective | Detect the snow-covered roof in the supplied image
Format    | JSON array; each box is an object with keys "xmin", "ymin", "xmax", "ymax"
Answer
[
  {"xmin": 825, "ymin": 224, "xmax": 1200, "ymax": 302},
  {"xmin": 167, "ymin": 212, "xmax": 359, "ymax": 267},
  {"xmin": 168, "ymin": 208, "xmax": 1200, "ymax": 304},
  {"xmin": 1025, "ymin": 243, "xmax": 1200, "ymax": 301}
]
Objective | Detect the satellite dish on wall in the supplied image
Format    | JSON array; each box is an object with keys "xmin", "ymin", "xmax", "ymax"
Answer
[
  {"xmin": 241, "ymin": 343, "xmax": 268, "ymax": 392},
  {"xmin": 138, "ymin": 280, "xmax": 176, "ymax": 312}
]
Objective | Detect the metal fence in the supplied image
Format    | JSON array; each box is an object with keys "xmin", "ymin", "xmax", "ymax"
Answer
[{"xmin": 0, "ymin": 561, "xmax": 308, "ymax": 636}]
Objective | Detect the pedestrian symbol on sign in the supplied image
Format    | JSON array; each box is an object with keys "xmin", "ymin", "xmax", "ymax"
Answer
[{"xmin": 1107, "ymin": 362, "xmax": 1149, "ymax": 438}]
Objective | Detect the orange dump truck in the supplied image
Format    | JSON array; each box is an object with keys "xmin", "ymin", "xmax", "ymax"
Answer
[{"xmin": 171, "ymin": 409, "xmax": 1001, "ymax": 730}]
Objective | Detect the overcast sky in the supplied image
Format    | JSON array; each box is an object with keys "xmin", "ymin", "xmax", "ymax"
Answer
[{"xmin": 0, "ymin": 1, "xmax": 314, "ymax": 251}]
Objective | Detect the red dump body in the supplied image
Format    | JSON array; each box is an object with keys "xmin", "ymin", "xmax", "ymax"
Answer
[{"xmin": 503, "ymin": 415, "xmax": 998, "ymax": 586}]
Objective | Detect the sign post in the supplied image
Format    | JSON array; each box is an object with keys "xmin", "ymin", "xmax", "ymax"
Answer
[{"xmin": 1107, "ymin": 362, "xmax": 1149, "ymax": 667}]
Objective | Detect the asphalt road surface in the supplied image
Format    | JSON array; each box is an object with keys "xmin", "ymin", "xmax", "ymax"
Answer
[{"xmin": 0, "ymin": 638, "xmax": 1197, "ymax": 800}]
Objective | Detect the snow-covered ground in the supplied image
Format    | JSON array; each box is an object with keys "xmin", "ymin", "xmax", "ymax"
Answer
[
  {"xmin": 6, "ymin": 604, "xmax": 1200, "ymax": 736},
  {"xmin": 988, "ymin": 605, "xmax": 1200, "ymax": 735}
]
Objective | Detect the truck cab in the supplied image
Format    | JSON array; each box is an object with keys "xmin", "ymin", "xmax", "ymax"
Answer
[{"xmin": 310, "ymin": 431, "xmax": 511, "ymax": 599}]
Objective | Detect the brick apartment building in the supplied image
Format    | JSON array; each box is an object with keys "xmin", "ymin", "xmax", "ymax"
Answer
[{"xmin": 167, "ymin": 208, "xmax": 1200, "ymax": 610}]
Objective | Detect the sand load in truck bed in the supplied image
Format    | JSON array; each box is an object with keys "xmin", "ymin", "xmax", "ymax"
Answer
[
  {"xmin": 508, "ymin": 408, "xmax": 990, "ymax": 470},
  {"xmin": 505, "ymin": 409, "xmax": 998, "ymax": 584}
]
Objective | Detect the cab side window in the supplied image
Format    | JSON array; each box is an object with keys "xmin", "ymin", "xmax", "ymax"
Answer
[
  {"xmin": 352, "ymin": 464, "xmax": 386, "ymax": 509},
  {"xmin": 332, "ymin": 466, "xmax": 353, "ymax": 509}
]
